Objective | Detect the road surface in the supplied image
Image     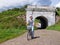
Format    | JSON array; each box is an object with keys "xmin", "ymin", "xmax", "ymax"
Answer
[{"xmin": 0, "ymin": 30, "xmax": 60, "ymax": 45}]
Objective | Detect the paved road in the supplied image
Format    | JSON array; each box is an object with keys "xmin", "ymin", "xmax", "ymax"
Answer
[{"xmin": 0, "ymin": 30, "xmax": 60, "ymax": 45}]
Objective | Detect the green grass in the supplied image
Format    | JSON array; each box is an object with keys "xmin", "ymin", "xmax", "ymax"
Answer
[
  {"xmin": 56, "ymin": 11, "xmax": 60, "ymax": 16},
  {"xmin": 47, "ymin": 21, "xmax": 60, "ymax": 31},
  {"xmin": 0, "ymin": 6, "xmax": 27, "ymax": 43},
  {"xmin": 0, "ymin": 26, "xmax": 26, "ymax": 43},
  {"xmin": 0, "ymin": 7, "xmax": 26, "ymax": 29},
  {"xmin": 34, "ymin": 19, "xmax": 40, "ymax": 23}
]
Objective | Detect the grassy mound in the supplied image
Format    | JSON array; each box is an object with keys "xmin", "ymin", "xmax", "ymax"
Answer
[
  {"xmin": 0, "ymin": 28, "xmax": 26, "ymax": 43},
  {"xmin": 47, "ymin": 21, "xmax": 60, "ymax": 31},
  {"xmin": 0, "ymin": 5, "xmax": 27, "ymax": 43}
]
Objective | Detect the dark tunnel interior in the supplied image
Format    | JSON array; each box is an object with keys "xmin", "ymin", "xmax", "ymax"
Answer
[{"xmin": 36, "ymin": 16, "xmax": 48, "ymax": 29}]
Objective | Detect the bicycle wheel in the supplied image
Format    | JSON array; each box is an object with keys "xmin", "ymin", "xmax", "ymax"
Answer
[{"xmin": 27, "ymin": 30, "xmax": 31, "ymax": 40}]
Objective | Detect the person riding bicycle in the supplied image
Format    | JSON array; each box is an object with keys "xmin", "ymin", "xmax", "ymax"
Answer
[{"xmin": 27, "ymin": 15, "xmax": 34, "ymax": 39}]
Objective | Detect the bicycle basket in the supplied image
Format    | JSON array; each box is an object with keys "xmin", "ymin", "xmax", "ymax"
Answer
[{"xmin": 27, "ymin": 25, "xmax": 31, "ymax": 30}]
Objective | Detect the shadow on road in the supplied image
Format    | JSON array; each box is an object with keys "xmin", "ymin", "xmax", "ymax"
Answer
[
  {"xmin": 27, "ymin": 36, "xmax": 40, "ymax": 41},
  {"xmin": 33, "ymin": 36, "xmax": 40, "ymax": 39}
]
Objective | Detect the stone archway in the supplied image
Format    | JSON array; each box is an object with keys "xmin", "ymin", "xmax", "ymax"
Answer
[
  {"xmin": 26, "ymin": 5, "xmax": 56, "ymax": 28},
  {"xmin": 35, "ymin": 16, "xmax": 48, "ymax": 29}
]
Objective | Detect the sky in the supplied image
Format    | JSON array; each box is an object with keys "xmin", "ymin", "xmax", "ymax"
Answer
[{"xmin": 0, "ymin": 0, "xmax": 60, "ymax": 12}]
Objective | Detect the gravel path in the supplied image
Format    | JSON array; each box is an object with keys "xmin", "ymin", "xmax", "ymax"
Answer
[{"xmin": 0, "ymin": 30, "xmax": 60, "ymax": 45}]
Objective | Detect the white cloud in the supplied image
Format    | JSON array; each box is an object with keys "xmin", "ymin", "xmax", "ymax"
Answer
[
  {"xmin": 0, "ymin": 0, "xmax": 28, "ymax": 8},
  {"xmin": 0, "ymin": 0, "xmax": 29, "ymax": 11},
  {"xmin": 0, "ymin": 0, "xmax": 60, "ymax": 11},
  {"xmin": 55, "ymin": 2, "xmax": 60, "ymax": 7}
]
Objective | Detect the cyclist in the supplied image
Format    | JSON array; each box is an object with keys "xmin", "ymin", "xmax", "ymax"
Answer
[{"xmin": 27, "ymin": 15, "xmax": 34, "ymax": 39}]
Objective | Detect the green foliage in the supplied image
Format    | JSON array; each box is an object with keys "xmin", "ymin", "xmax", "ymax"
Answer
[
  {"xmin": 56, "ymin": 11, "xmax": 60, "ymax": 16},
  {"xmin": 0, "ymin": 5, "xmax": 26, "ymax": 29},
  {"xmin": 47, "ymin": 21, "xmax": 60, "ymax": 31},
  {"xmin": 56, "ymin": 7, "xmax": 60, "ymax": 16},
  {"xmin": 0, "ymin": 28, "xmax": 26, "ymax": 43},
  {"xmin": 0, "ymin": 5, "xmax": 27, "ymax": 43},
  {"xmin": 34, "ymin": 19, "xmax": 40, "ymax": 23}
]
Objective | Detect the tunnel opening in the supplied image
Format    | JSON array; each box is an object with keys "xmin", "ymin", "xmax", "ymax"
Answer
[{"xmin": 34, "ymin": 16, "xmax": 48, "ymax": 29}]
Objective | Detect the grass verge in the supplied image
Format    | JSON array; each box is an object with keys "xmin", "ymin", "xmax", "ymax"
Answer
[
  {"xmin": 0, "ymin": 26, "xmax": 26, "ymax": 43},
  {"xmin": 47, "ymin": 21, "xmax": 60, "ymax": 31}
]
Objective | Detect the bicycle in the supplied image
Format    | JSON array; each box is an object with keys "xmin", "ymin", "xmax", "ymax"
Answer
[{"xmin": 27, "ymin": 26, "xmax": 33, "ymax": 40}]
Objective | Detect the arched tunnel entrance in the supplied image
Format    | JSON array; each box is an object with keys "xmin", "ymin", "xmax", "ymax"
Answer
[{"xmin": 34, "ymin": 16, "xmax": 48, "ymax": 29}]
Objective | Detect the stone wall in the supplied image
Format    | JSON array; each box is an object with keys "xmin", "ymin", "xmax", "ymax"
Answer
[{"xmin": 26, "ymin": 5, "xmax": 56, "ymax": 27}]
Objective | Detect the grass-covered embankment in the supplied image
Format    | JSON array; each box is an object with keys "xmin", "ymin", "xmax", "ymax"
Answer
[
  {"xmin": 0, "ymin": 5, "xmax": 27, "ymax": 43},
  {"xmin": 0, "ymin": 27, "xmax": 26, "ymax": 43},
  {"xmin": 47, "ymin": 21, "xmax": 60, "ymax": 31}
]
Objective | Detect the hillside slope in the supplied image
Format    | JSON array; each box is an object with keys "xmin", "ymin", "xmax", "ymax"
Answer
[
  {"xmin": 0, "ymin": 7, "xmax": 26, "ymax": 29},
  {"xmin": 0, "ymin": 6, "xmax": 27, "ymax": 43}
]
